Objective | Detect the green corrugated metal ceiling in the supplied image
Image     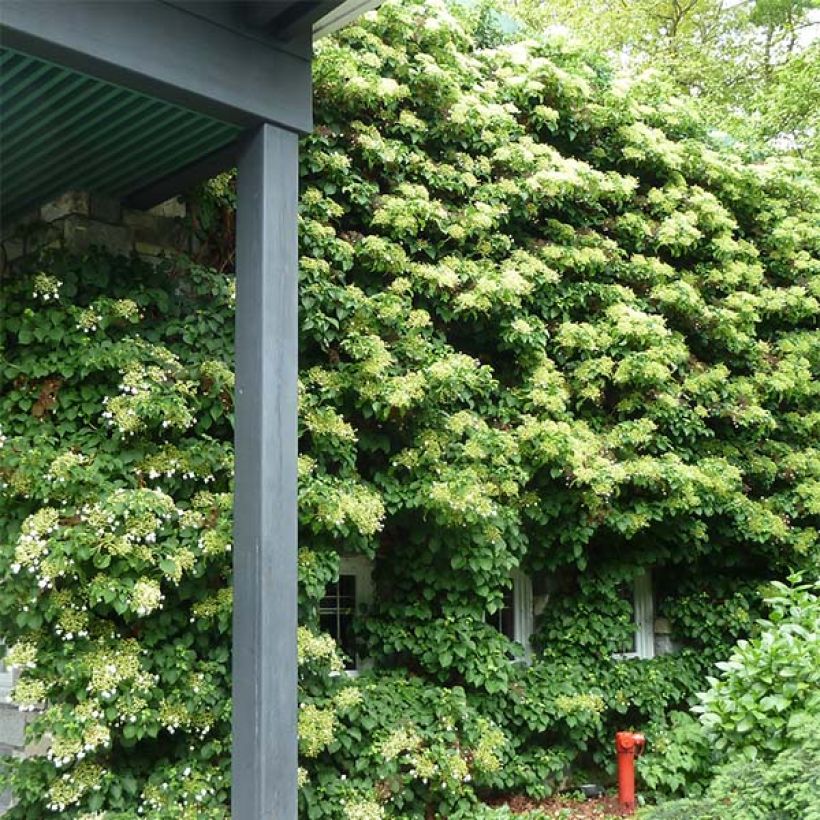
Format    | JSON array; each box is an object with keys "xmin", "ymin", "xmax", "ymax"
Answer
[{"xmin": 0, "ymin": 47, "xmax": 242, "ymax": 220}]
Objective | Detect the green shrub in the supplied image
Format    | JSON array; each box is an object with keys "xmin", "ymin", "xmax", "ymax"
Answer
[
  {"xmin": 641, "ymin": 580, "xmax": 820, "ymax": 817},
  {"xmin": 637, "ymin": 711, "xmax": 712, "ymax": 798},
  {"xmin": 638, "ymin": 798, "xmax": 728, "ymax": 820},
  {"xmin": 641, "ymin": 716, "xmax": 820, "ymax": 819},
  {"xmin": 705, "ymin": 717, "xmax": 820, "ymax": 819},
  {"xmin": 695, "ymin": 578, "xmax": 820, "ymax": 757}
]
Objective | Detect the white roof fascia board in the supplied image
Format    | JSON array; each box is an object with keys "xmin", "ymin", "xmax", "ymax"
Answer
[{"xmin": 314, "ymin": 0, "xmax": 382, "ymax": 38}]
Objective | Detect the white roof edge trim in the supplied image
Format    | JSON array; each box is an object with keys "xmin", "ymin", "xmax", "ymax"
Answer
[{"xmin": 313, "ymin": 0, "xmax": 382, "ymax": 39}]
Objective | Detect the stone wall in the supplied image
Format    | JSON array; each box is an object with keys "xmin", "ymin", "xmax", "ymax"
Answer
[
  {"xmin": 1, "ymin": 190, "xmax": 191, "ymax": 272},
  {"xmin": 0, "ymin": 702, "xmax": 49, "ymax": 815}
]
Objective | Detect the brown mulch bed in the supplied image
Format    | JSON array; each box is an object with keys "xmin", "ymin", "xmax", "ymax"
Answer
[{"xmin": 486, "ymin": 793, "xmax": 632, "ymax": 818}]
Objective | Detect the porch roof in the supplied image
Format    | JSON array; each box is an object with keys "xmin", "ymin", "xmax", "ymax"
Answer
[
  {"xmin": 0, "ymin": 47, "xmax": 242, "ymax": 220},
  {"xmin": 0, "ymin": 0, "xmax": 379, "ymax": 221}
]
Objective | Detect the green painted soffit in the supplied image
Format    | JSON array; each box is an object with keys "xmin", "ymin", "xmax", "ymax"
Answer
[{"xmin": 0, "ymin": 47, "xmax": 242, "ymax": 220}]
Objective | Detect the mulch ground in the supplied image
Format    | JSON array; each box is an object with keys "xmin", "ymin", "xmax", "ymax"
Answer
[{"xmin": 486, "ymin": 793, "xmax": 631, "ymax": 818}]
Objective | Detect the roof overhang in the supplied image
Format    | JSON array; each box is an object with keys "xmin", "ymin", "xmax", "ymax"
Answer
[
  {"xmin": 314, "ymin": 0, "xmax": 383, "ymax": 37},
  {"xmin": 0, "ymin": 1, "xmax": 379, "ymax": 220}
]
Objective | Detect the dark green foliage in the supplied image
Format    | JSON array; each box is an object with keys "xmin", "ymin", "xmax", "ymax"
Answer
[
  {"xmin": 641, "ymin": 580, "xmax": 820, "ymax": 815},
  {"xmin": 640, "ymin": 717, "xmax": 820, "ymax": 819}
]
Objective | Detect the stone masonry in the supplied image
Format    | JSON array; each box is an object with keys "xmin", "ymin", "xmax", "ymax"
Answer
[{"xmin": 1, "ymin": 190, "xmax": 191, "ymax": 273}]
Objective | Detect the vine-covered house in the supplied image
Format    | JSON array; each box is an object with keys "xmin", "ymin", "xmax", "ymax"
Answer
[{"xmin": 1, "ymin": 2, "xmax": 818, "ymax": 817}]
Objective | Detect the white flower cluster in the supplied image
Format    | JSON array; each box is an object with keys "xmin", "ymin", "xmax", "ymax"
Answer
[
  {"xmin": 377, "ymin": 726, "xmax": 422, "ymax": 761},
  {"xmin": 76, "ymin": 307, "xmax": 103, "ymax": 333},
  {"xmin": 53, "ymin": 593, "xmax": 90, "ymax": 642},
  {"xmin": 297, "ymin": 626, "xmax": 344, "ymax": 673},
  {"xmin": 32, "ymin": 272, "xmax": 62, "ymax": 302},
  {"xmin": 138, "ymin": 765, "xmax": 221, "ymax": 816},
  {"xmin": 4, "ymin": 641, "xmax": 37, "ymax": 670},
  {"xmin": 46, "ymin": 761, "xmax": 104, "ymax": 813},
  {"xmin": 47, "ymin": 715, "xmax": 111, "ymax": 768},
  {"xmin": 429, "ymin": 474, "xmax": 497, "ymax": 520},
  {"xmin": 298, "ymin": 702, "xmax": 335, "ymax": 757},
  {"xmin": 131, "ymin": 577, "xmax": 164, "ymax": 616},
  {"xmin": 47, "ymin": 450, "xmax": 88, "ymax": 484},
  {"xmin": 342, "ymin": 797, "xmax": 385, "ymax": 820},
  {"xmin": 99, "ymin": 360, "xmax": 196, "ymax": 435},
  {"xmin": 85, "ymin": 641, "xmax": 157, "ymax": 704},
  {"xmin": 10, "ymin": 677, "xmax": 47, "ymax": 711},
  {"xmin": 13, "ymin": 507, "xmax": 60, "ymax": 586}
]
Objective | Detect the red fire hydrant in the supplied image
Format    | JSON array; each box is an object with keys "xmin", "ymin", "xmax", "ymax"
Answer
[{"xmin": 615, "ymin": 731, "xmax": 646, "ymax": 813}]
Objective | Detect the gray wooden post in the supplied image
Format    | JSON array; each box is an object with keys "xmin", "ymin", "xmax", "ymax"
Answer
[{"xmin": 233, "ymin": 122, "xmax": 299, "ymax": 820}]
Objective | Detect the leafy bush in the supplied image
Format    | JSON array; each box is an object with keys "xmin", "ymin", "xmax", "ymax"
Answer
[
  {"xmin": 637, "ymin": 711, "xmax": 712, "ymax": 798},
  {"xmin": 641, "ymin": 580, "xmax": 820, "ymax": 817},
  {"xmin": 640, "ymin": 716, "xmax": 820, "ymax": 819},
  {"xmin": 705, "ymin": 719, "xmax": 820, "ymax": 820},
  {"xmin": 0, "ymin": 256, "xmax": 237, "ymax": 818},
  {"xmin": 1, "ymin": 0, "xmax": 819, "ymax": 816},
  {"xmin": 660, "ymin": 580, "xmax": 764, "ymax": 664},
  {"xmin": 695, "ymin": 578, "xmax": 820, "ymax": 758}
]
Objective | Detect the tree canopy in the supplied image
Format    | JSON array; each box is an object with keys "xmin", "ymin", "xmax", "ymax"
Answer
[{"xmin": 481, "ymin": 0, "xmax": 820, "ymax": 162}]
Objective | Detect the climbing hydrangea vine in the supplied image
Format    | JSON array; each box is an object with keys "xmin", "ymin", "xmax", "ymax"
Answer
[{"xmin": 1, "ymin": 1, "xmax": 818, "ymax": 816}]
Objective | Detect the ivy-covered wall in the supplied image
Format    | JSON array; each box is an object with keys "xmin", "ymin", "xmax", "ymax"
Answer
[{"xmin": 1, "ymin": 1, "xmax": 818, "ymax": 817}]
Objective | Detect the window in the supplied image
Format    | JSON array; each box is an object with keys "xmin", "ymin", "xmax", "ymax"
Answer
[
  {"xmin": 487, "ymin": 586, "xmax": 516, "ymax": 639},
  {"xmin": 319, "ymin": 556, "xmax": 372, "ymax": 672},
  {"xmin": 319, "ymin": 574, "xmax": 357, "ymax": 667},
  {"xmin": 486, "ymin": 570, "xmax": 534, "ymax": 657},
  {"xmin": 613, "ymin": 570, "xmax": 655, "ymax": 660},
  {"xmin": 633, "ymin": 570, "xmax": 655, "ymax": 660}
]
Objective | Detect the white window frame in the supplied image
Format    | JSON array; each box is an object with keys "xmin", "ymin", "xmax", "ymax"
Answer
[
  {"xmin": 633, "ymin": 570, "xmax": 655, "ymax": 660},
  {"xmin": 613, "ymin": 570, "xmax": 655, "ymax": 660},
  {"xmin": 511, "ymin": 569, "xmax": 534, "ymax": 658},
  {"xmin": 486, "ymin": 570, "xmax": 534, "ymax": 661},
  {"xmin": 324, "ymin": 556, "xmax": 373, "ymax": 675}
]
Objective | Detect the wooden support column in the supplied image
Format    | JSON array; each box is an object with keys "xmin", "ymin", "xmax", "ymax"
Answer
[{"xmin": 233, "ymin": 123, "xmax": 299, "ymax": 820}]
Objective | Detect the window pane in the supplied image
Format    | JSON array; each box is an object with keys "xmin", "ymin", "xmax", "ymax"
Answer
[
  {"xmin": 487, "ymin": 587, "xmax": 515, "ymax": 640},
  {"xmin": 320, "ymin": 575, "xmax": 358, "ymax": 669},
  {"xmin": 339, "ymin": 574, "xmax": 356, "ymax": 598}
]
